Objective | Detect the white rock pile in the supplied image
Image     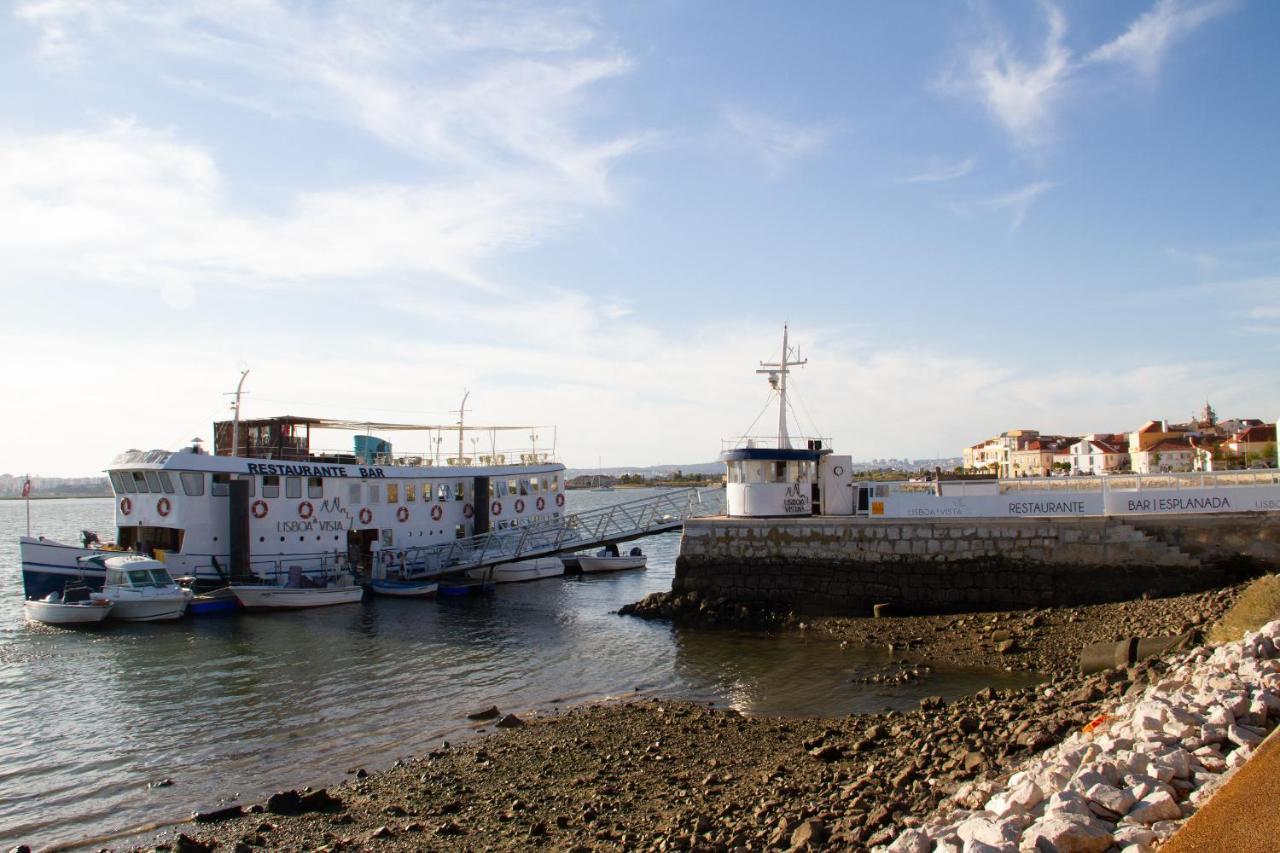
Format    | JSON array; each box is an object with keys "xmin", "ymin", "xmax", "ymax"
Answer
[{"xmin": 882, "ymin": 619, "xmax": 1280, "ymax": 853}]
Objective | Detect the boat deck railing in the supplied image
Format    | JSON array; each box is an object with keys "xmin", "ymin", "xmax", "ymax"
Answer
[
  {"xmin": 895, "ymin": 468, "xmax": 1280, "ymax": 498},
  {"xmin": 720, "ymin": 435, "xmax": 831, "ymax": 453}
]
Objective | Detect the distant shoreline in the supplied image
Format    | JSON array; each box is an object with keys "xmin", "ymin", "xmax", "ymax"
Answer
[{"xmin": 0, "ymin": 494, "xmax": 111, "ymax": 501}]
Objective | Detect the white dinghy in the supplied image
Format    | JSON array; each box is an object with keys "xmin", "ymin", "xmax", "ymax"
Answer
[
  {"xmin": 467, "ymin": 557, "xmax": 564, "ymax": 584},
  {"xmin": 24, "ymin": 585, "xmax": 113, "ymax": 626},
  {"xmin": 576, "ymin": 546, "xmax": 647, "ymax": 574},
  {"xmin": 232, "ymin": 566, "xmax": 364, "ymax": 610}
]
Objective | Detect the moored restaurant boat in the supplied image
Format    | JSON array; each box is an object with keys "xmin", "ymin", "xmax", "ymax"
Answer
[{"xmin": 18, "ymin": 390, "xmax": 566, "ymax": 601}]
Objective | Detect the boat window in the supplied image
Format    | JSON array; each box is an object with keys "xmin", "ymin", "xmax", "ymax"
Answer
[
  {"xmin": 107, "ymin": 570, "xmax": 124, "ymax": 586},
  {"xmin": 551, "ymin": 475, "xmax": 559, "ymax": 492},
  {"xmin": 308, "ymin": 476, "xmax": 323, "ymax": 498},
  {"xmin": 144, "ymin": 470, "xmax": 163, "ymax": 492},
  {"xmin": 109, "ymin": 471, "xmax": 126, "ymax": 493},
  {"xmin": 368, "ymin": 484, "xmax": 380, "ymax": 503},
  {"xmin": 387, "ymin": 483, "xmax": 399, "ymax": 503},
  {"xmin": 455, "ymin": 524, "xmax": 465, "ymax": 538},
  {"xmin": 211, "ymin": 473, "xmax": 230, "ymax": 496},
  {"xmin": 127, "ymin": 569, "xmax": 152, "ymax": 586},
  {"xmin": 529, "ymin": 478, "xmax": 540, "ymax": 493},
  {"xmin": 262, "ymin": 475, "xmax": 280, "ymax": 498},
  {"xmin": 149, "ymin": 569, "xmax": 172, "ymax": 586},
  {"xmin": 518, "ymin": 479, "xmax": 529, "ymax": 496},
  {"xmin": 508, "ymin": 479, "xmax": 519, "ymax": 496},
  {"xmin": 348, "ymin": 483, "xmax": 361, "ymax": 505},
  {"xmin": 180, "ymin": 472, "xmax": 205, "ymax": 496},
  {"xmin": 239, "ymin": 475, "xmax": 255, "ymax": 496},
  {"xmin": 285, "ymin": 477, "xmax": 301, "ymax": 499},
  {"xmin": 132, "ymin": 471, "xmax": 151, "ymax": 493},
  {"xmin": 405, "ymin": 483, "xmax": 415, "ymax": 502},
  {"xmin": 454, "ymin": 481, "xmax": 464, "ymax": 501},
  {"xmin": 489, "ymin": 481, "xmax": 497, "ymax": 498},
  {"xmin": 158, "ymin": 471, "xmax": 175, "ymax": 494}
]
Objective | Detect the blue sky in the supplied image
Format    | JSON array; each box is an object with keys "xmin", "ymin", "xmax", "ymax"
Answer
[{"xmin": 1, "ymin": 0, "xmax": 1278, "ymax": 475}]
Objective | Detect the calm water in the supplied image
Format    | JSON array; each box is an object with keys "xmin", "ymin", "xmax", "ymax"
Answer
[{"xmin": 1, "ymin": 492, "xmax": 1032, "ymax": 848}]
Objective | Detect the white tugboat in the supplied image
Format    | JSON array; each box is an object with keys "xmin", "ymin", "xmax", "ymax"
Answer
[{"xmin": 19, "ymin": 384, "xmax": 566, "ymax": 599}]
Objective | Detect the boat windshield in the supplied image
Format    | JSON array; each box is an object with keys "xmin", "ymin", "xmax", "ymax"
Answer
[
  {"xmin": 124, "ymin": 568, "xmax": 172, "ymax": 588},
  {"xmin": 149, "ymin": 569, "xmax": 174, "ymax": 586}
]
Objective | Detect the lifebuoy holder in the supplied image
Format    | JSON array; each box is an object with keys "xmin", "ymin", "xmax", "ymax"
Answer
[
  {"xmin": 514, "ymin": 498, "xmax": 525, "ymax": 514},
  {"xmin": 156, "ymin": 497, "xmax": 171, "ymax": 517},
  {"xmin": 491, "ymin": 500, "xmax": 502, "ymax": 517},
  {"xmin": 396, "ymin": 506, "xmax": 409, "ymax": 523},
  {"xmin": 251, "ymin": 500, "xmax": 268, "ymax": 519},
  {"xmin": 431, "ymin": 504, "xmax": 444, "ymax": 522},
  {"xmin": 555, "ymin": 493, "xmax": 565, "ymax": 507},
  {"xmin": 298, "ymin": 500, "xmax": 314, "ymax": 520},
  {"xmin": 536, "ymin": 496, "xmax": 546, "ymax": 511},
  {"xmin": 119, "ymin": 497, "xmax": 132, "ymax": 516},
  {"xmin": 359, "ymin": 507, "xmax": 373, "ymax": 525}
]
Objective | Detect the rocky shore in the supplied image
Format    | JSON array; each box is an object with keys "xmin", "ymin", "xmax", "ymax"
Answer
[{"xmin": 97, "ymin": 583, "xmax": 1255, "ymax": 853}]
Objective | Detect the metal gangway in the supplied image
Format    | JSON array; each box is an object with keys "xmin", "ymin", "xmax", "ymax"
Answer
[{"xmin": 388, "ymin": 487, "xmax": 724, "ymax": 579}]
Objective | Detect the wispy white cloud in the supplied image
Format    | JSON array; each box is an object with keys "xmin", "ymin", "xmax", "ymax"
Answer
[
  {"xmin": 899, "ymin": 157, "xmax": 977, "ymax": 184},
  {"xmin": 942, "ymin": 1, "xmax": 1074, "ymax": 148},
  {"xmin": 719, "ymin": 107, "xmax": 833, "ymax": 177},
  {"xmin": 948, "ymin": 180, "xmax": 1055, "ymax": 231},
  {"xmin": 1164, "ymin": 245, "xmax": 1219, "ymax": 272},
  {"xmin": 1089, "ymin": 0, "xmax": 1236, "ymax": 78}
]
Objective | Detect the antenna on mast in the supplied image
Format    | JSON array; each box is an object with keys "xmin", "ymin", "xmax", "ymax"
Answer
[
  {"xmin": 453, "ymin": 390, "xmax": 470, "ymax": 462},
  {"xmin": 755, "ymin": 324, "xmax": 806, "ymax": 449},
  {"xmin": 226, "ymin": 368, "xmax": 250, "ymax": 457}
]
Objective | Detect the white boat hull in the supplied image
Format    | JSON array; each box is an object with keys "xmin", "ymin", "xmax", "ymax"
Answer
[
  {"xmin": 577, "ymin": 555, "xmax": 647, "ymax": 573},
  {"xmin": 467, "ymin": 557, "xmax": 564, "ymax": 584},
  {"xmin": 370, "ymin": 579, "xmax": 439, "ymax": 597},
  {"xmin": 98, "ymin": 594, "xmax": 191, "ymax": 622},
  {"xmin": 24, "ymin": 599, "xmax": 113, "ymax": 625},
  {"xmin": 232, "ymin": 584, "xmax": 365, "ymax": 609}
]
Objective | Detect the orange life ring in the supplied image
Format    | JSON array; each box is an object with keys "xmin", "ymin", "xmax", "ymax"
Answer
[
  {"xmin": 555, "ymin": 493, "xmax": 565, "ymax": 507},
  {"xmin": 120, "ymin": 497, "xmax": 132, "ymax": 516},
  {"xmin": 397, "ymin": 506, "xmax": 409, "ymax": 523},
  {"xmin": 431, "ymin": 504, "xmax": 444, "ymax": 522},
  {"xmin": 251, "ymin": 500, "xmax": 268, "ymax": 519},
  {"xmin": 515, "ymin": 498, "xmax": 525, "ymax": 513},
  {"xmin": 359, "ymin": 507, "xmax": 373, "ymax": 525},
  {"xmin": 463, "ymin": 503, "xmax": 474, "ymax": 519},
  {"xmin": 491, "ymin": 500, "xmax": 502, "ymax": 517},
  {"xmin": 156, "ymin": 497, "xmax": 171, "ymax": 517},
  {"xmin": 536, "ymin": 496, "xmax": 546, "ymax": 511},
  {"xmin": 298, "ymin": 500, "xmax": 314, "ymax": 520}
]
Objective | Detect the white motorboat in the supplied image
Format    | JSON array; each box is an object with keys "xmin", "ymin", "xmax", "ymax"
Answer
[
  {"xmin": 90, "ymin": 556, "xmax": 192, "ymax": 621},
  {"xmin": 24, "ymin": 588, "xmax": 113, "ymax": 625},
  {"xmin": 577, "ymin": 547, "xmax": 647, "ymax": 573},
  {"xmin": 466, "ymin": 557, "xmax": 564, "ymax": 584},
  {"xmin": 232, "ymin": 571, "xmax": 364, "ymax": 609}
]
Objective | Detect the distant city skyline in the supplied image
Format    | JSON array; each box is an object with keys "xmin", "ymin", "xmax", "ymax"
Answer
[{"xmin": 1, "ymin": 1, "xmax": 1277, "ymax": 476}]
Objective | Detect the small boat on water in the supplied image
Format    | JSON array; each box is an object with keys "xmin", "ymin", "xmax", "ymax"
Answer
[
  {"xmin": 466, "ymin": 557, "xmax": 564, "ymax": 584},
  {"xmin": 87, "ymin": 556, "xmax": 193, "ymax": 621},
  {"xmin": 24, "ymin": 585, "xmax": 114, "ymax": 626},
  {"xmin": 232, "ymin": 567, "xmax": 364, "ymax": 610},
  {"xmin": 576, "ymin": 546, "xmax": 647, "ymax": 574},
  {"xmin": 188, "ymin": 586, "xmax": 239, "ymax": 615},
  {"xmin": 370, "ymin": 577, "xmax": 439, "ymax": 597}
]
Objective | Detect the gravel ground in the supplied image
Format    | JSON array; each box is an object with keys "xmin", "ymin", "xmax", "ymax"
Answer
[{"xmin": 92, "ymin": 584, "xmax": 1245, "ymax": 853}]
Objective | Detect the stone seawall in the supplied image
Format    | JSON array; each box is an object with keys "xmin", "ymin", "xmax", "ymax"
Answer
[{"xmin": 673, "ymin": 514, "xmax": 1280, "ymax": 615}]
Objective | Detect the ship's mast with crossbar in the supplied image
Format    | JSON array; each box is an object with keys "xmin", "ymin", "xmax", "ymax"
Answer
[{"xmin": 756, "ymin": 323, "xmax": 806, "ymax": 449}]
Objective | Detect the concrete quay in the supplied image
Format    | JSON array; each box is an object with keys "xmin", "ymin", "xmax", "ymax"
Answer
[{"xmin": 674, "ymin": 512, "xmax": 1280, "ymax": 615}]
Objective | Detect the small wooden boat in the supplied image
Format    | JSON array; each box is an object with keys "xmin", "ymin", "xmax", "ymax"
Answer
[
  {"xmin": 189, "ymin": 587, "xmax": 239, "ymax": 615},
  {"xmin": 370, "ymin": 577, "xmax": 439, "ymax": 598},
  {"xmin": 577, "ymin": 547, "xmax": 647, "ymax": 574},
  {"xmin": 24, "ymin": 590, "xmax": 113, "ymax": 625},
  {"xmin": 466, "ymin": 557, "xmax": 564, "ymax": 584}
]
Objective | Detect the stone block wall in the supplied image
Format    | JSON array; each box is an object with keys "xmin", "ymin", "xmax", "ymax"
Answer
[{"xmin": 673, "ymin": 514, "xmax": 1280, "ymax": 615}]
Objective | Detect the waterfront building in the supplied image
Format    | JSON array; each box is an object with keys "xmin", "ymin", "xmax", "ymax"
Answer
[{"xmin": 1068, "ymin": 434, "xmax": 1131, "ymax": 476}]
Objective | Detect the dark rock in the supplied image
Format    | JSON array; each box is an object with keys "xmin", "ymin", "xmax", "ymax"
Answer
[
  {"xmin": 232, "ymin": 843, "xmax": 252, "ymax": 853},
  {"xmin": 995, "ymin": 639, "xmax": 1017, "ymax": 654},
  {"xmin": 529, "ymin": 821, "xmax": 547, "ymax": 837},
  {"xmin": 385, "ymin": 805, "xmax": 408, "ymax": 817},
  {"xmin": 173, "ymin": 835, "xmax": 213, "ymax": 853},
  {"xmin": 192, "ymin": 804, "xmax": 245, "ymax": 823},
  {"xmin": 369, "ymin": 824, "xmax": 394, "ymax": 839},
  {"xmin": 298, "ymin": 789, "xmax": 344, "ymax": 813},
  {"xmin": 149, "ymin": 778, "xmax": 175, "ymax": 789},
  {"xmin": 496, "ymin": 713, "xmax": 525, "ymax": 729},
  {"xmin": 8, "ymin": 846, "xmax": 30, "ymax": 853},
  {"xmin": 467, "ymin": 705, "xmax": 501, "ymax": 721},
  {"xmin": 791, "ymin": 818, "xmax": 827, "ymax": 848},
  {"xmin": 920, "ymin": 696, "xmax": 946, "ymax": 711},
  {"xmin": 435, "ymin": 820, "xmax": 464, "ymax": 836},
  {"xmin": 265, "ymin": 790, "xmax": 302, "ymax": 815},
  {"xmin": 809, "ymin": 744, "xmax": 843, "ymax": 762},
  {"xmin": 956, "ymin": 716, "xmax": 979, "ymax": 735},
  {"xmin": 353, "ymin": 767, "xmax": 368, "ymax": 779}
]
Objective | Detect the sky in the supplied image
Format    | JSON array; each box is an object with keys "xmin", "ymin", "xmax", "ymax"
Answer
[{"xmin": 2, "ymin": 0, "xmax": 1278, "ymax": 476}]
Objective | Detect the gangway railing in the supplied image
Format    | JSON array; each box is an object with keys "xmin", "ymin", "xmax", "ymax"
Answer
[{"xmin": 375, "ymin": 487, "xmax": 724, "ymax": 579}]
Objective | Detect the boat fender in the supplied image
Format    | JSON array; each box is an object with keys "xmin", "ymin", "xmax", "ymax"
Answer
[
  {"xmin": 359, "ymin": 507, "xmax": 373, "ymax": 525},
  {"xmin": 536, "ymin": 496, "xmax": 546, "ymax": 511},
  {"xmin": 251, "ymin": 499, "xmax": 269, "ymax": 519},
  {"xmin": 120, "ymin": 497, "xmax": 133, "ymax": 516},
  {"xmin": 431, "ymin": 504, "xmax": 444, "ymax": 522},
  {"xmin": 298, "ymin": 500, "xmax": 314, "ymax": 520},
  {"xmin": 156, "ymin": 497, "xmax": 171, "ymax": 517},
  {"xmin": 556, "ymin": 493, "xmax": 565, "ymax": 507},
  {"xmin": 515, "ymin": 499, "xmax": 525, "ymax": 514},
  {"xmin": 463, "ymin": 503, "xmax": 474, "ymax": 519},
  {"xmin": 491, "ymin": 500, "xmax": 502, "ymax": 517},
  {"xmin": 396, "ymin": 506, "xmax": 409, "ymax": 523}
]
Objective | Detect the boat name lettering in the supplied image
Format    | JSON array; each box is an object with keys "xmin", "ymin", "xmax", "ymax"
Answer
[
  {"xmin": 245, "ymin": 463, "xmax": 386, "ymax": 478},
  {"xmin": 276, "ymin": 519, "xmax": 346, "ymax": 533},
  {"xmin": 1127, "ymin": 496, "xmax": 1231, "ymax": 512},
  {"xmin": 1255, "ymin": 499, "xmax": 1280, "ymax": 511},
  {"xmin": 783, "ymin": 498, "xmax": 808, "ymax": 513},
  {"xmin": 908, "ymin": 507, "xmax": 964, "ymax": 516},
  {"xmin": 1008, "ymin": 500, "xmax": 1086, "ymax": 515}
]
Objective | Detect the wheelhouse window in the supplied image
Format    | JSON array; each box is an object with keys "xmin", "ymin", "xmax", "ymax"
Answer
[
  {"xmin": 454, "ymin": 481, "xmax": 464, "ymax": 501},
  {"xmin": 368, "ymin": 484, "xmax": 380, "ymax": 504},
  {"xmin": 144, "ymin": 471, "xmax": 162, "ymax": 492},
  {"xmin": 348, "ymin": 483, "xmax": 362, "ymax": 505},
  {"xmin": 109, "ymin": 471, "xmax": 125, "ymax": 494},
  {"xmin": 508, "ymin": 479, "xmax": 519, "ymax": 496},
  {"xmin": 180, "ymin": 472, "xmax": 205, "ymax": 496},
  {"xmin": 438, "ymin": 483, "xmax": 450, "ymax": 502},
  {"xmin": 285, "ymin": 477, "xmax": 301, "ymax": 499},
  {"xmin": 550, "ymin": 475, "xmax": 559, "ymax": 492},
  {"xmin": 387, "ymin": 483, "xmax": 400, "ymax": 503},
  {"xmin": 132, "ymin": 471, "xmax": 150, "ymax": 493},
  {"xmin": 308, "ymin": 476, "xmax": 323, "ymax": 498},
  {"xmin": 262, "ymin": 476, "xmax": 280, "ymax": 498},
  {"xmin": 404, "ymin": 483, "xmax": 415, "ymax": 502},
  {"xmin": 158, "ymin": 471, "xmax": 175, "ymax": 494},
  {"xmin": 211, "ymin": 473, "xmax": 230, "ymax": 496}
]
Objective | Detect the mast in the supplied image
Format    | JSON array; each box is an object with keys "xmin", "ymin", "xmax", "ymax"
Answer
[
  {"xmin": 227, "ymin": 369, "xmax": 250, "ymax": 457},
  {"xmin": 454, "ymin": 390, "xmax": 470, "ymax": 462},
  {"xmin": 756, "ymin": 323, "xmax": 806, "ymax": 449}
]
